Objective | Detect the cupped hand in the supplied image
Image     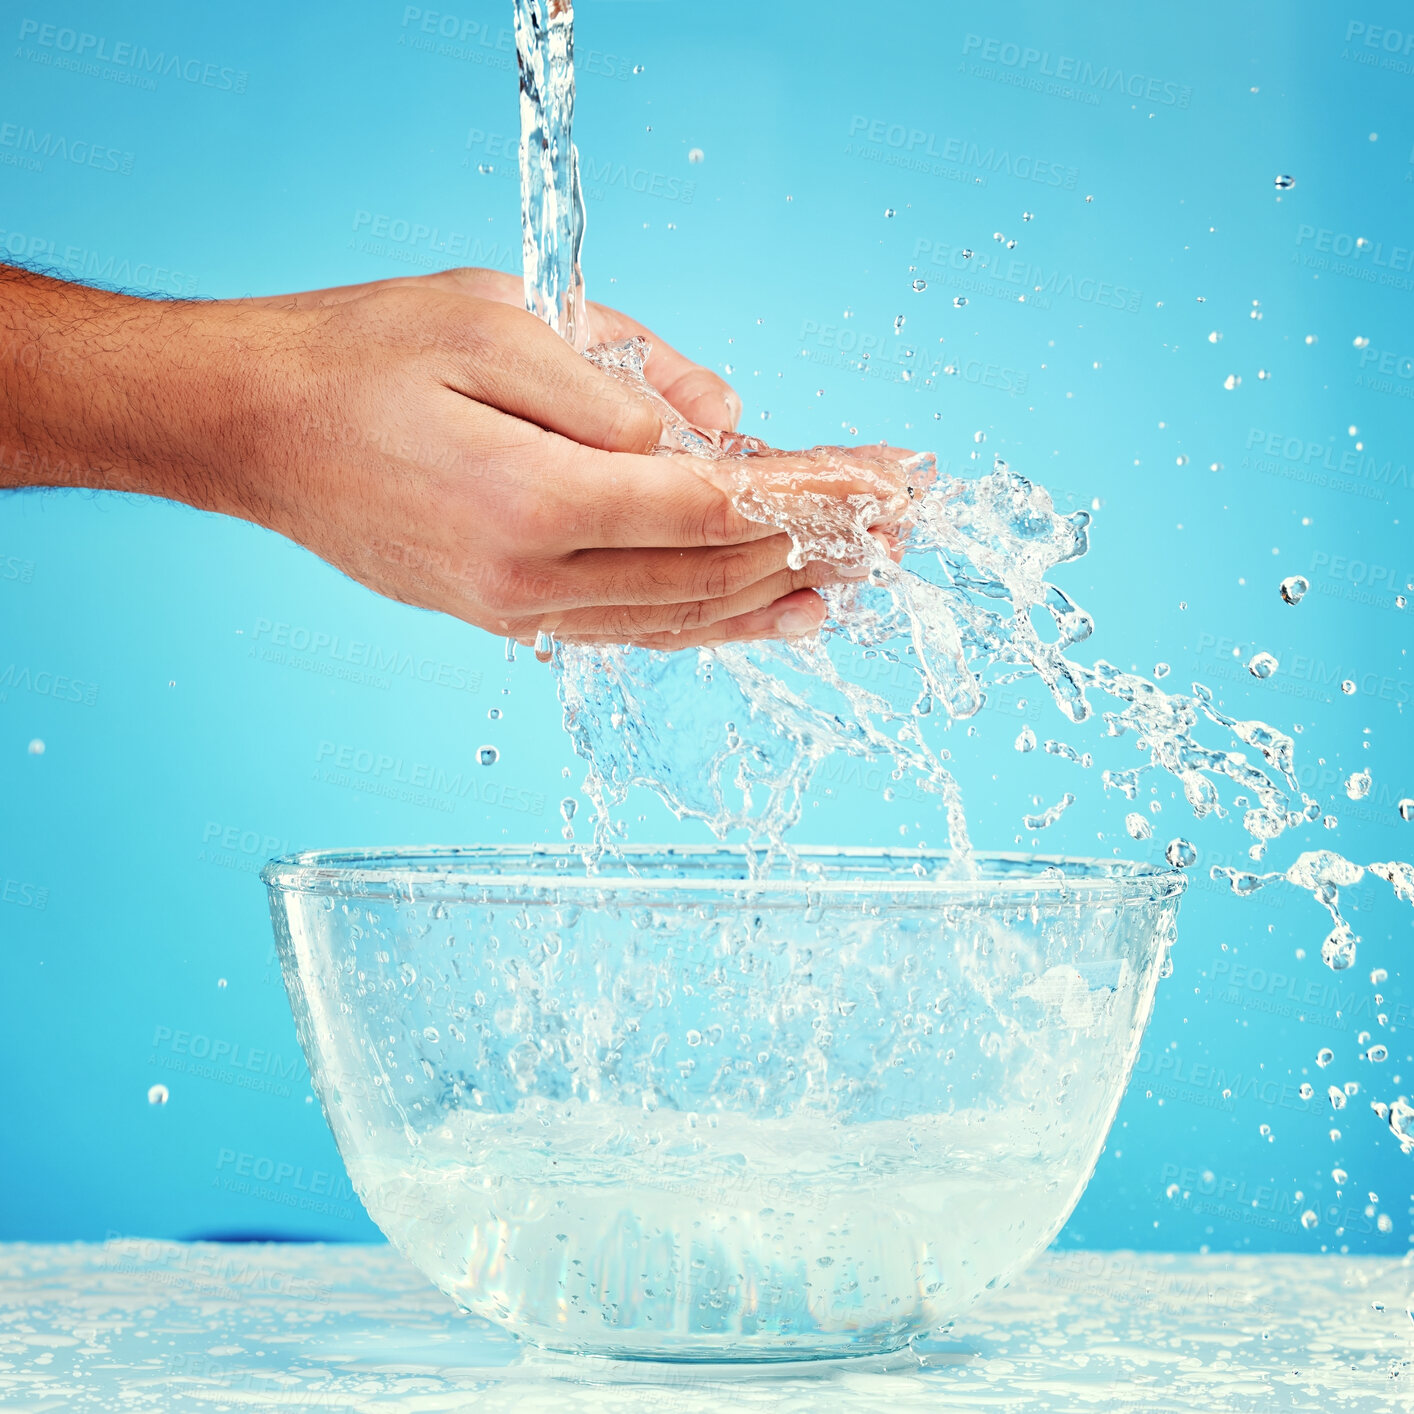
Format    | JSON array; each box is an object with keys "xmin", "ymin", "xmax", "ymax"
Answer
[{"xmin": 234, "ymin": 268, "xmax": 915, "ymax": 650}]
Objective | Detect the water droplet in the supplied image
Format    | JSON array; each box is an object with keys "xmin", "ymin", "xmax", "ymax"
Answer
[
  {"xmin": 217, "ymin": 978, "xmax": 227, "ymax": 989},
  {"xmin": 1013, "ymin": 725, "xmax": 1037, "ymax": 753},
  {"xmin": 559, "ymin": 797, "xmax": 578, "ymax": 824},
  {"xmin": 1367, "ymin": 1044, "xmax": 1389, "ymax": 1063},
  {"xmin": 960, "ymin": 248, "xmax": 973, "ymax": 259},
  {"xmin": 1274, "ymin": 174, "xmax": 1296, "ymax": 190},
  {"xmin": 423, "ymin": 1026, "xmax": 440, "ymax": 1044},
  {"xmin": 1299, "ymin": 1082, "xmax": 1314, "ymax": 1100},
  {"xmin": 1345, "ymin": 769, "xmax": 1371, "ymax": 800},
  {"xmin": 883, "ymin": 206, "xmax": 895, "ymax": 217},
  {"xmin": 1165, "ymin": 831, "xmax": 1199, "ymax": 865},
  {"xmin": 1084, "ymin": 194, "xmax": 1094, "ymax": 203},
  {"xmin": 1207, "ymin": 331, "xmax": 1222, "ymax": 344},
  {"xmin": 1247, "ymin": 652, "xmax": 1279, "ymax": 679},
  {"xmin": 1153, "ymin": 662, "xmax": 1171, "ymax": 679},
  {"xmin": 1398, "ymin": 799, "xmax": 1414, "ymax": 821},
  {"xmin": 1316, "ymin": 1047, "xmax": 1334, "ymax": 1068},
  {"xmin": 685, "ymin": 1029, "xmax": 703, "ymax": 1047},
  {"xmin": 1223, "ymin": 373, "xmax": 1240, "ymax": 390},
  {"xmin": 534, "ymin": 629, "xmax": 554, "ymax": 664},
  {"xmin": 1279, "ymin": 575, "xmax": 1309, "ymax": 605},
  {"xmin": 147, "ymin": 1084, "xmax": 169, "ymax": 1106},
  {"xmin": 1353, "ymin": 335, "xmax": 1370, "ymax": 349},
  {"xmin": 953, "ymin": 296, "xmax": 968, "ymax": 307},
  {"xmin": 1322, "ymin": 922, "xmax": 1357, "ymax": 970},
  {"xmin": 1165, "ymin": 838, "xmax": 1197, "ymax": 868},
  {"xmin": 1300, "ymin": 1209, "xmax": 1318, "ymax": 1230},
  {"xmin": 477, "ymin": 162, "xmax": 494, "ymax": 175},
  {"xmin": 1022, "ymin": 211, "xmax": 1034, "ymax": 222},
  {"xmin": 1328, "ymin": 1085, "xmax": 1347, "ymax": 1110},
  {"xmin": 893, "ymin": 314, "xmax": 906, "ymax": 332},
  {"xmin": 477, "ymin": 745, "xmax": 499, "ymax": 767},
  {"xmin": 1125, "ymin": 812, "xmax": 1153, "ymax": 840},
  {"xmin": 688, "ymin": 147, "xmax": 704, "ymax": 164},
  {"xmin": 912, "ymin": 278, "xmax": 927, "ymax": 292},
  {"xmin": 1340, "ymin": 679, "xmax": 1356, "ymax": 696},
  {"xmin": 26, "ymin": 738, "xmax": 44, "ymax": 755},
  {"xmin": 1165, "ymin": 1182, "xmax": 1180, "ymax": 1199},
  {"xmin": 632, "ymin": 63, "xmax": 644, "ymax": 74},
  {"xmin": 504, "ymin": 637, "xmax": 517, "ymax": 662}
]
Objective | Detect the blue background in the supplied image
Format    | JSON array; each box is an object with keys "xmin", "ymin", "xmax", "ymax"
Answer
[{"xmin": 2, "ymin": 0, "xmax": 1411, "ymax": 1254}]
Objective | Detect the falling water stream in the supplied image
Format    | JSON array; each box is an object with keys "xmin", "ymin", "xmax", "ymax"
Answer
[{"xmin": 512, "ymin": 2, "xmax": 1414, "ymax": 1163}]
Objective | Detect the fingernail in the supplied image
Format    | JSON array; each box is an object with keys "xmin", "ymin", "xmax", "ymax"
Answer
[
  {"xmin": 838, "ymin": 562, "xmax": 872, "ymax": 580},
  {"xmin": 775, "ymin": 606, "xmax": 820, "ymax": 635}
]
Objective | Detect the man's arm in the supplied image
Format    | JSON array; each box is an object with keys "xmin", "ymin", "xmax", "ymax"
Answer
[{"xmin": 0, "ymin": 265, "xmax": 910, "ymax": 649}]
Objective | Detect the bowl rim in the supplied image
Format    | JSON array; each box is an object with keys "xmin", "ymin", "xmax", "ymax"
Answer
[{"xmin": 260, "ymin": 845, "xmax": 1188, "ymax": 904}]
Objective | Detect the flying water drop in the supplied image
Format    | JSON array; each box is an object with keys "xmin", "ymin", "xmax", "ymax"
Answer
[{"xmin": 1165, "ymin": 838, "xmax": 1197, "ymax": 868}]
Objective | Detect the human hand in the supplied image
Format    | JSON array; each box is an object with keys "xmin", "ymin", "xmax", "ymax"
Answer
[{"xmin": 0, "ymin": 264, "xmax": 916, "ymax": 649}]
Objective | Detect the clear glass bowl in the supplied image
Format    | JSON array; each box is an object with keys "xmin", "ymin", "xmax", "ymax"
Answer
[{"xmin": 262, "ymin": 846, "xmax": 1183, "ymax": 1363}]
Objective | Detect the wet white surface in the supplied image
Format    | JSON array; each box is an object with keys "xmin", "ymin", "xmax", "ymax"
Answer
[{"xmin": 1, "ymin": 1241, "xmax": 1411, "ymax": 1411}]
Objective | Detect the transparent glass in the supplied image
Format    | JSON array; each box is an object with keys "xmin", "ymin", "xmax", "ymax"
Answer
[{"xmin": 263, "ymin": 846, "xmax": 1184, "ymax": 1363}]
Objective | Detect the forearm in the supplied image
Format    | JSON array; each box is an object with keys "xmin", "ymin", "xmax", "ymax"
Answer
[{"xmin": 0, "ymin": 264, "xmax": 278, "ymax": 519}]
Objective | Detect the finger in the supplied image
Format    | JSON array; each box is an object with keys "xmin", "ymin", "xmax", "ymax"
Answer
[
  {"xmin": 557, "ymin": 448, "xmax": 913, "ymax": 550},
  {"xmin": 582, "ymin": 302, "xmax": 741, "ymax": 431},
  {"xmin": 542, "ymin": 559, "xmax": 843, "ymax": 639},
  {"xmin": 417, "ymin": 269, "xmax": 743, "ymax": 432},
  {"xmin": 564, "ymin": 588, "xmax": 828, "ymax": 652},
  {"xmin": 548, "ymin": 534, "xmax": 796, "ymax": 608},
  {"xmin": 437, "ymin": 296, "xmax": 662, "ymax": 454}
]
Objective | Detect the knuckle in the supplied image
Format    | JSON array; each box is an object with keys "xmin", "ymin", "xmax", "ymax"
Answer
[
  {"xmin": 700, "ymin": 551, "xmax": 743, "ymax": 601},
  {"xmin": 603, "ymin": 395, "xmax": 659, "ymax": 453},
  {"xmin": 667, "ymin": 599, "xmax": 712, "ymax": 634},
  {"xmin": 688, "ymin": 492, "xmax": 739, "ymax": 547}
]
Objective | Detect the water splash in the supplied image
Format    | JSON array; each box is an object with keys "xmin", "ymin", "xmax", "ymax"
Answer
[{"xmin": 515, "ymin": 0, "xmax": 1414, "ymax": 1096}]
